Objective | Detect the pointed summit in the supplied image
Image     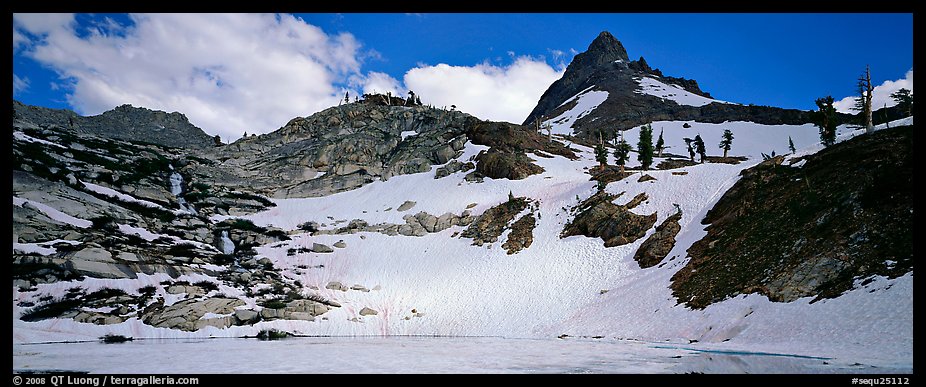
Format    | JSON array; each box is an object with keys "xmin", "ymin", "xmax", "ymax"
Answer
[{"xmin": 568, "ymin": 31, "xmax": 630, "ymax": 72}]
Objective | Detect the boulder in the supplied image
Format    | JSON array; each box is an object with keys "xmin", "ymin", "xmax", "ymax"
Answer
[
  {"xmin": 142, "ymin": 297, "xmax": 245, "ymax": 331},
  {"xmin": 234, "ymin": 309, "xmax": 260, "ymax": 324},
  {"xmin": 350, "ymin": 285, "xmax": 370, "ymax": 293},
  {"xmin": 359, "ymin": 307, "xmax": 379, "ymax": 316},
  {"xmin": 397, "ymin": 201, "xmax": 417, "ymax": 212},
  {"xmin": 311, "ymin": 243, "xmax": 334, "ymax": 253},
  {"xmin": 326, "ymin": 281, "xmax": 348, "ymax": 291}
]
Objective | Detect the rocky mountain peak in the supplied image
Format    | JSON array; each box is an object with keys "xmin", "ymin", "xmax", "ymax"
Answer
[
  {"xmin": 523, "ymin": 31, "xmax": 820, "ymax": 139},
  {"xmin": 573, "ymin": 31, "xmax": 630, "ymax": 68}
]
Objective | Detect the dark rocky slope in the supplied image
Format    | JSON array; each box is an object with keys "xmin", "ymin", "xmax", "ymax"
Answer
[
  {"xmin": 672, "ymin": 126, "xmax": 913, "ymax": 309},
  {"xmin": 13, "ymin": 100, "xmax": 215, "ymax": 149}
]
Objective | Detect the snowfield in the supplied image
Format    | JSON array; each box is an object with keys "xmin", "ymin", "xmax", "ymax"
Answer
[
  {"xmin": 12, "ymin": 118, "xmax": 913, "ymax": 369},
  {"xmin": 544, "ymin": 87, "xmax": 610, "ymax": 135},
  {"xmin": 636, "ymin": 77, "xmax": 734, "ymax": 107}
]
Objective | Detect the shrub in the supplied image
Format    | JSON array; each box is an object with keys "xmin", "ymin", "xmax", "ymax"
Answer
[
  {"xmin": 166, "ymin": 243, "xmax": 199, "ymax": 257},
  {"xmin": 100, "ymin": 334, "xmax": 133, "ymax": 344},
  {"xmin": 138, "ymin": 285, "xmax": 157, "ymax": 295},
  {"xmin": 224, "ymin": 218, "xmax": 265, "ymax": 232},
  {"xmin": 259, "ymin": 299, "xmax": 287, "ymax": 309},
  {"xmin": 193, "ymin": 280, "xmax": 219, "ymax": 292},
  {"xmin": 256, "ymin": 329, "xmax": 291, "ymax": 340},
  {"xmin": 90, "ymin": 215, "xmax": 119, "ymax": 231},
  {"xmin": 21, "ymin": 298, "xmax": 82, "ymax": 321},
  {"xmin": 85, "ymin": 288, "xmax": 128, "ymax": 302}
]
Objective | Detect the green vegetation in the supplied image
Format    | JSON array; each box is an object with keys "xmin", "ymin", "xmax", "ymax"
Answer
[
  {"xmin": 100, "ymin": 334, "xmax": 133, "ymax": 343},
  {"xmin": 636, "ymin": 124, "xmax": 654, "ymax": 170},
  {"xmin": 90, "ymin": 215, "xmax": 120, "ymax": 231},
  {"xmin": 166, "ymin": 243, "xmax": 199, "ymax": 257},
  {"xmin": 256, "ymin": 329, "xmax": 291, "ymax": 340},
  {"xmin": 718, "ymin": 129, "xmax": 734, "ymax": 158},
  {"xmin": 814, "ymin": 96, "xmax": 838, "ymax": 147},
  {"xmin": 693, "ymin": 135, "xmax": 706, "ymax": 163},
  {"xmin": 21, "ymin": 297, "xmax": 82, "ymax": 322}
]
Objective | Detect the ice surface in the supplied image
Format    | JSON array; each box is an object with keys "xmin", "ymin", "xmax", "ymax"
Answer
[{"xmin": 12, "ymin": 337, "xmax": 911, "ymax": 374}]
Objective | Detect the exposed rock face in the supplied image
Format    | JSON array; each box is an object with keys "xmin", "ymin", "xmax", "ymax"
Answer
[
  {"xmin": 672, "ymin": 126, "xmax": 913, "ymax": 308},
  {"xmin": 434, "ymin": 160, "xmax": 475, "ymax": 179},
  {"xmin": 475, "ymin": 149, "xmax": 544, "ymax": 180},
  {"xmin": 633, "ymin": 211, "xmax": 683, "ymax": 268},
  {"xmin": 13, "ymin": 100, "xmax": 214, "ymax": 149},
  {"xmin": 142, "ymin": 297, "xmax": 245, "ymax": 331},
  {"xmin": 561, "ymin": 191, "xmax": 657, "ymax": 247},
  {"xmin": 314, "ymin": 210, "xmax": 474, "ymax": 238},
  {"xmin": 187, "ymin": 102, "xmax": 476, "ymax": 199},
  {"xmin": 465, "ymin": 121, "xmax": 577, "ymax": 181},
  {"xmin": 522, "ymin": 31, "xmax": 853, "ymax": 140},
  {"xmin": 501, "ymin": 214, "xmax": 536, "ymax": 255},
  {"xmin": 461, "ymin": 198, "xmax": 530, "ymax": 246}
]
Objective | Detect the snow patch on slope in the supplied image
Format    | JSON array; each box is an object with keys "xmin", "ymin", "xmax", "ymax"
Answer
[
  {"xmin": 81, "ymin": 182, "xmax": 165, "ymax": 210},
  {"xmin": 543, "ymin": 88, "xmax": 609, "ymax": 135},
  {"xmin": 13, "ymin": 196, "xmax": 92, "ymax": 228},
  {"xmin": 636, "ymin": 77, "xmax": 733, "ymax": 107}
]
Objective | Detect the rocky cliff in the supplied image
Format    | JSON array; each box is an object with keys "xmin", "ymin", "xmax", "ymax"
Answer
[
  {"xmin": 672, "ymin": 125, "xmax": 913, "ymax": 308},
  {"xmin": 13, "ymin": 100, "xmax": 215, "ymax": 149}
]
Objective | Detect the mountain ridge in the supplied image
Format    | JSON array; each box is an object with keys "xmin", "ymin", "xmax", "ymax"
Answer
[
  {"xmin": 13, "ymin": 100, "xmax": 215, "ymax": 150},
  {"xmin": 523, "ymin": 31, "xmax": 837, "ymax": 139}
]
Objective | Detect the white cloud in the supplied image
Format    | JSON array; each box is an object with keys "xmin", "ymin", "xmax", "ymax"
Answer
[
  {"xmin": 13, "ymin": 13, "xmax": 566, "ymax": 139},
  {"xmin": 13, "ymin": 74, "xmax": 30, "ymax": 94},
  {"xmin": 405, "ymin": 56, "xmax": 564, "ymax": 124},
  {"xmin": 12, "ymin": 13, "xmax": 365, "ymax": 141},
  {"xmin": 834, "ymin": 69, "xmax": 913, "ymax": 113},
  {"xmin": 355, "ymin": 71, "xmax": 403, "ymax": 96},
  {"xmin": 13, "ymin": 13, "xmax": 75, "ymax": 35}
]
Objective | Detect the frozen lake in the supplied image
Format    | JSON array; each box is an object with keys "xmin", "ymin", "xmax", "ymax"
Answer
[{"xmin": 12, "ymin": 336, "xmax": 912, "ymax": 374}]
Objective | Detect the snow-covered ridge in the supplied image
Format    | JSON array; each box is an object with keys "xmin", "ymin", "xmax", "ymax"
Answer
[{"xmin": 635, "ymin": 76, "xmax": 733, "ymax": 107}]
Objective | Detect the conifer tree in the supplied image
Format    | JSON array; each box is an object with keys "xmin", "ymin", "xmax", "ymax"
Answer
[
  {"xmin": 788, "ymin": 136, "xmax": 796, "ymax": 154},
  {"xmin": 693, "ymin": 134, "xmax": 706, "ymax": 163},
  {"xmin": 683, "ymin": 137, "xmax": 695, "ymax": 162},
  {"xmin": 594, "ymin": 132, "xmax": 608, "ymax": 167},
  {"xmin": 637, "ymin": 124, "xmax": 654, "ymax": 170},
  {"xmin": 613, "ymin": 136, "xmax": 633, "ymax": 173},
  {"xmin": 655, "ymin": 129, "xmax": 666, "ymax": 157},
  {"xmin": 890, "ymin": 88, "xmax": 913, "ymax": 117},
  {"xmin": 718, "ymin": 129, "xmax": 734, "ymax": 158},
  {"xmin": 814, "ymin": 96, "xmax": 838, "ymax": 147}
]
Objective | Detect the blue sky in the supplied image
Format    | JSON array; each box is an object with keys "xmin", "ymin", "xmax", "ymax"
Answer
[{"xmin": 13, "ymin": 13, "xmax": 913, "ymax": 140}]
